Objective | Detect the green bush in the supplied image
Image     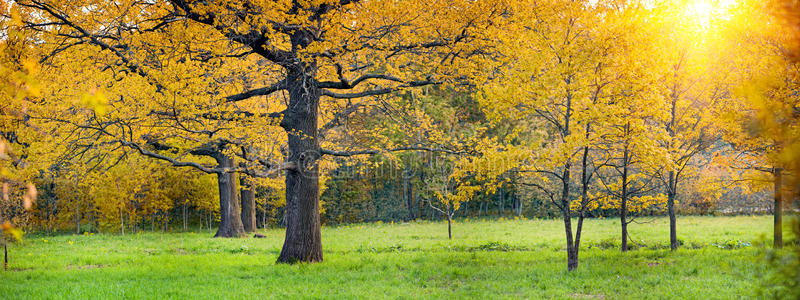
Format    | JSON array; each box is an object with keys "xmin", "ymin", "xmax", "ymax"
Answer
[
  {"xmin": 588, "ymin": 238, "xmax": 619, "ymax": 250},
  {"xmin": 469, "ymin": 241, "xmax": 528, "ymax": 252},
  {"xmin": 710, "ymin": 240, "xmax": 751, "ymax": 250}
]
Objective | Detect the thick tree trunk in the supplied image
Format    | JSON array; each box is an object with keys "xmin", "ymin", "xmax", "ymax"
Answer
[
  {"xmin": 276, "ymin": 62, "xmax": 323, "ymax": 263},
  {"xmin": 240, "ymin": 179, "xmax": 257, "ymax": 233},
  {"xmin": 213, "ymin": 154, "xmax": 246, "ymax": 238},
  {"xmin": 773, "ymin": 168, "xmax": 783, "ymax": 249},
  {"xmin": 667, "ymin": 171, "xmax": 678, "ymax": 250}
]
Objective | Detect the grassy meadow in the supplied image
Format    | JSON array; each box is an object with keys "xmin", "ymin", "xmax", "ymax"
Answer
[{"xmin": 0, "ymin": 215, "xmax": 786, "ymax": 299}]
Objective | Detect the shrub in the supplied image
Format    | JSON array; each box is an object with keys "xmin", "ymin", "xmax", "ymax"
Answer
[{"xmin": 711, "ymin": 240, "xmax": 751, "ymax": 249}]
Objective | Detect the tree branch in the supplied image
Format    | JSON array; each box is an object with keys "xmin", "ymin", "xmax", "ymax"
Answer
[
  {"xmin": 225, "ymin": 80, "xmax": 287, "ymax": 103},
  {"xmin": 320, "ymin": 146, "xmax": 465, "ymax": 157},
  {"xmin": 321, "ymin": 78, "xmax": 438, "ymax": 99}
]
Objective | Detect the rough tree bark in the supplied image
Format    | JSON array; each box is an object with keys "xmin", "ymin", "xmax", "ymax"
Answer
[
  {"xmin": 276, "ymin": 52, "xmax": 323, "ymax": 263},
  {"xmin": 213, "ymin": 154, "xmax": 246, "ymax": 238},
  {"xmin": 240, "ymin": 178, "xmax": 257, "ymax": 233}
]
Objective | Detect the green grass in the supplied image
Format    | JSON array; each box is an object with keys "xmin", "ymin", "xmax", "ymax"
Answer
[{"xmin": 0, "ymin": 215, "xmax": 783, "ymax": 299}]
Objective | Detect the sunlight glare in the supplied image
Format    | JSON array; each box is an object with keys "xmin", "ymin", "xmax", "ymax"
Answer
[{"xmin": 683, "ymin": 0, "xmax": 737, "ymax": 30}]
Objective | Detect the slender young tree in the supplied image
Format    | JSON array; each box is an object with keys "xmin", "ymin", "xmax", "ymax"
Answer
[
  {"xmin": 649, "ymin": 1, "xmax": 728, "ymax": 250},
  {"xmin": 480, "ymin": 0, "xmax": 655, "ymax": 270}
]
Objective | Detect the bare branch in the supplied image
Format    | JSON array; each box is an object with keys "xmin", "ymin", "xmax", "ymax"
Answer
[
  {"xmin": 321, "ymin": 78, "xmax": 438, "ymax": 99},
  {"xmin": 318, "ymin": 74, "xmax": 404, "ymax": 89},
  {"xmin": 320, "ymin": 146, "xmax": 465, "ymax": 157},
  {"xmin": 225, "ymin": 80, "xmax": 287, "ymax": 103}
]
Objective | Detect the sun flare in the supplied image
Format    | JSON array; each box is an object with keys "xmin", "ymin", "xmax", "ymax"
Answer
[
  {"xmin": 688, "ymin": 1, "xmax": 714, "ymax": 22},
  {"xmin": 683, "ymin": 0, "xmax": 738, "ymax": 30}
]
